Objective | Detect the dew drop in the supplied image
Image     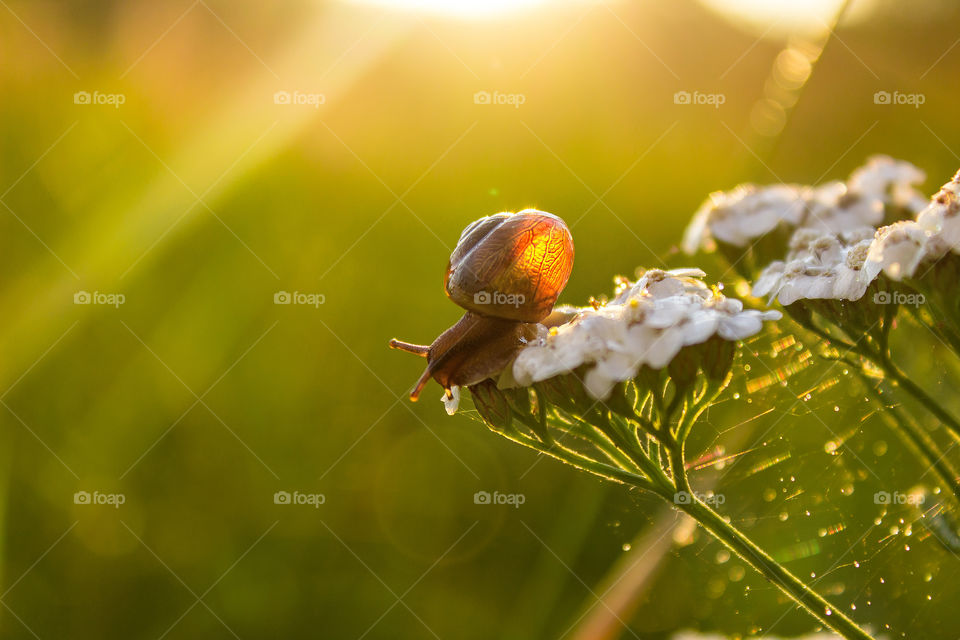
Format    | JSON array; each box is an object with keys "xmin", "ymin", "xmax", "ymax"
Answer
[
  {"xmin": 779, "ymin": 511, "xmax": 789, "ymax": 522},
  {"xmin": 706, "ymin": 577, "xmax": 726, "ymax": 599},
  {"xmin": 622, "ymin": 543, "xmax": 632, "ymax": 551}
]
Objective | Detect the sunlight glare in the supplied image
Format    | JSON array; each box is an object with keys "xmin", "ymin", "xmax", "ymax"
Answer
[
  {"xmin": 698, "ymin": 0, "xmax": 853, "ymax": 36},
  {"xmin": 348, "ymin": 0, "xmax": 550, "ymax": 19}
]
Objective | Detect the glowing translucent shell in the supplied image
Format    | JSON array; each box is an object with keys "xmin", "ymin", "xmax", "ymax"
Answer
[{"xmin": 445, "ymin": 210, "xmax": 575, "ymax": 322}]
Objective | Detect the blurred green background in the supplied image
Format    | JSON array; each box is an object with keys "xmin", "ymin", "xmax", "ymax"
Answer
[{"xmin": 2, "ymin": 0, "xmax": 960, "ymax": 637}]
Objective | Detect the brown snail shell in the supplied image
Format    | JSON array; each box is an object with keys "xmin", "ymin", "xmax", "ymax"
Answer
[
  {"xmin": 390, "ymin": 209, "xmax": 574, "ymax": 401},
  {"xmin": 445, "ymin": 210, "xmax": 574, "ymax": 322}
]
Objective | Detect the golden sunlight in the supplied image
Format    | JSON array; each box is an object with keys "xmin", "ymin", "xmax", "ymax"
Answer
[
  {"xmin": 698, "ymin": 0, "xmax": 859, "ymax": 35},
  {"xmin": 347, "ymin": 0, "xmax": 550, "ymax": 19}
]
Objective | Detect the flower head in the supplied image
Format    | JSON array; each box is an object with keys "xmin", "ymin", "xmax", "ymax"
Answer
[
  {"xmin": 856, "ymin": 169, "xmax": 960, "ymax": 282},
  {"xmin": 847, "ymin": 154, "xmax": 927, "ymax": 213},
  {"xmin": 512, "ymin": 268, "xmax": 780, "ymax": 399},
  {"xmin": 802, "ymin": 181, "xmax": 883, "ymax": 234},
  {"xmin": 916, "ymin": 169, "xmax": 960, "ymax": 252},
  {"xmin": 752, "ymin": 227, "xmax": 875, "ymax": 305},
  {"xmin": 682, "ymin": 184, "xmax": 807, "ymax": 253},
  {"xmin": 682, "ymin": 156, "xmax": 926, "ymax": 256},
  {"xmin": 862, "ymin": 220, "xmax": 931, "ymax": 282}
]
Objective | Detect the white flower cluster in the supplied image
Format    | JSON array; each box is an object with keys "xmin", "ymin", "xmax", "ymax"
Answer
[
  {"xmin": 682, "ymin": 155, "xmax": 926, "ymax": 254},
  {"xmin": 682, "ymin": 183, "xmax": 806, "ymax": 252},
  {"xmin": 751, "ymin": 168, "xmax": 960, "ymax": 305},
  {"xmin": 752, "ymin": 227, "xmax": 875, "ymax": 305},
  {"xmin": 511, "ymin": 269, "xmax": 781, "ymax": 399},
  {"xmin": 864, "ymin": 169, "xmax": 960, "ymax": 281}
]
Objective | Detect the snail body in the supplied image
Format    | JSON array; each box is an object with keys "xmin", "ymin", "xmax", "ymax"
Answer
[{"xmin": 390, "ymin": 209, "xmax": 574, "ymax": 401}]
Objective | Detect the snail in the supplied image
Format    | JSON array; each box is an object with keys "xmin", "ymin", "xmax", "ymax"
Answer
[{"xmin": 389, "ymin": 209, "xmax": 575, "ymax": 402}]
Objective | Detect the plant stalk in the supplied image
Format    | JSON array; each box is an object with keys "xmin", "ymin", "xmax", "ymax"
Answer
[{"xmin": 665, "ymin": 446, "xmax": 874, "ymax": 640}]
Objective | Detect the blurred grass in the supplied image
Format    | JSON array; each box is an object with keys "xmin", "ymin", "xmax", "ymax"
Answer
[{"xmin": 2, "ymin": 0, "xmax": 960, "ymax": 638}]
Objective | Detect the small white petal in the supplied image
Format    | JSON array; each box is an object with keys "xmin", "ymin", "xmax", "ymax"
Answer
[
  {"xmin": 442, "ymin": 386, "xmax": 461, "ymax": 415},
  {"xmin": 682, "ymin": 311, "xmax": 720, "ymax": 345},
  {"xmin": 631, "ymin": 325, "xmax": 684, "ymax": 369},
  {"xmin": 718, "ymin": 312, "xmax": 763, "ymax": 340},
  {"xmin": 584, "ymin": 368, "xmax": 618, "ymax": 400},
  {"xmin": 752, "ymin": 262, "xmax": 785, "ymax": 298}
]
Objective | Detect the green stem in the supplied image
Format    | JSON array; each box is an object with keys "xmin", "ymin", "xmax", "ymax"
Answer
[
  {"xmin": 858, "ymin": 372, "xmax": 960, "ymax": 506},
  {"xmin": 907, "ymin": 290, "xmax": 960, "ymax": 356},
  {"xmin": 494, "ymin": 427, "xmax": 655, "ymax": 489},
  {"xmin": 790, "ymin": 310, "xmax": 960, "ymax": 471},
  {"xmin": 676, "ymin": 380, "xmax": 726, "ymax": 444},
  {"xmin": 676, "ymin": 495, "xmax": 873, "ymax": 640},
  {"xmin": 877, "ymin": 354, "xmax": 960, "ymax": 445},
  {"xmin": 599, "ymin": 419, "xmax": 674, "ymax": 492},
  {"xmin": 665, "ymin": 446, "xmax": 874, "ymax": 640}
]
